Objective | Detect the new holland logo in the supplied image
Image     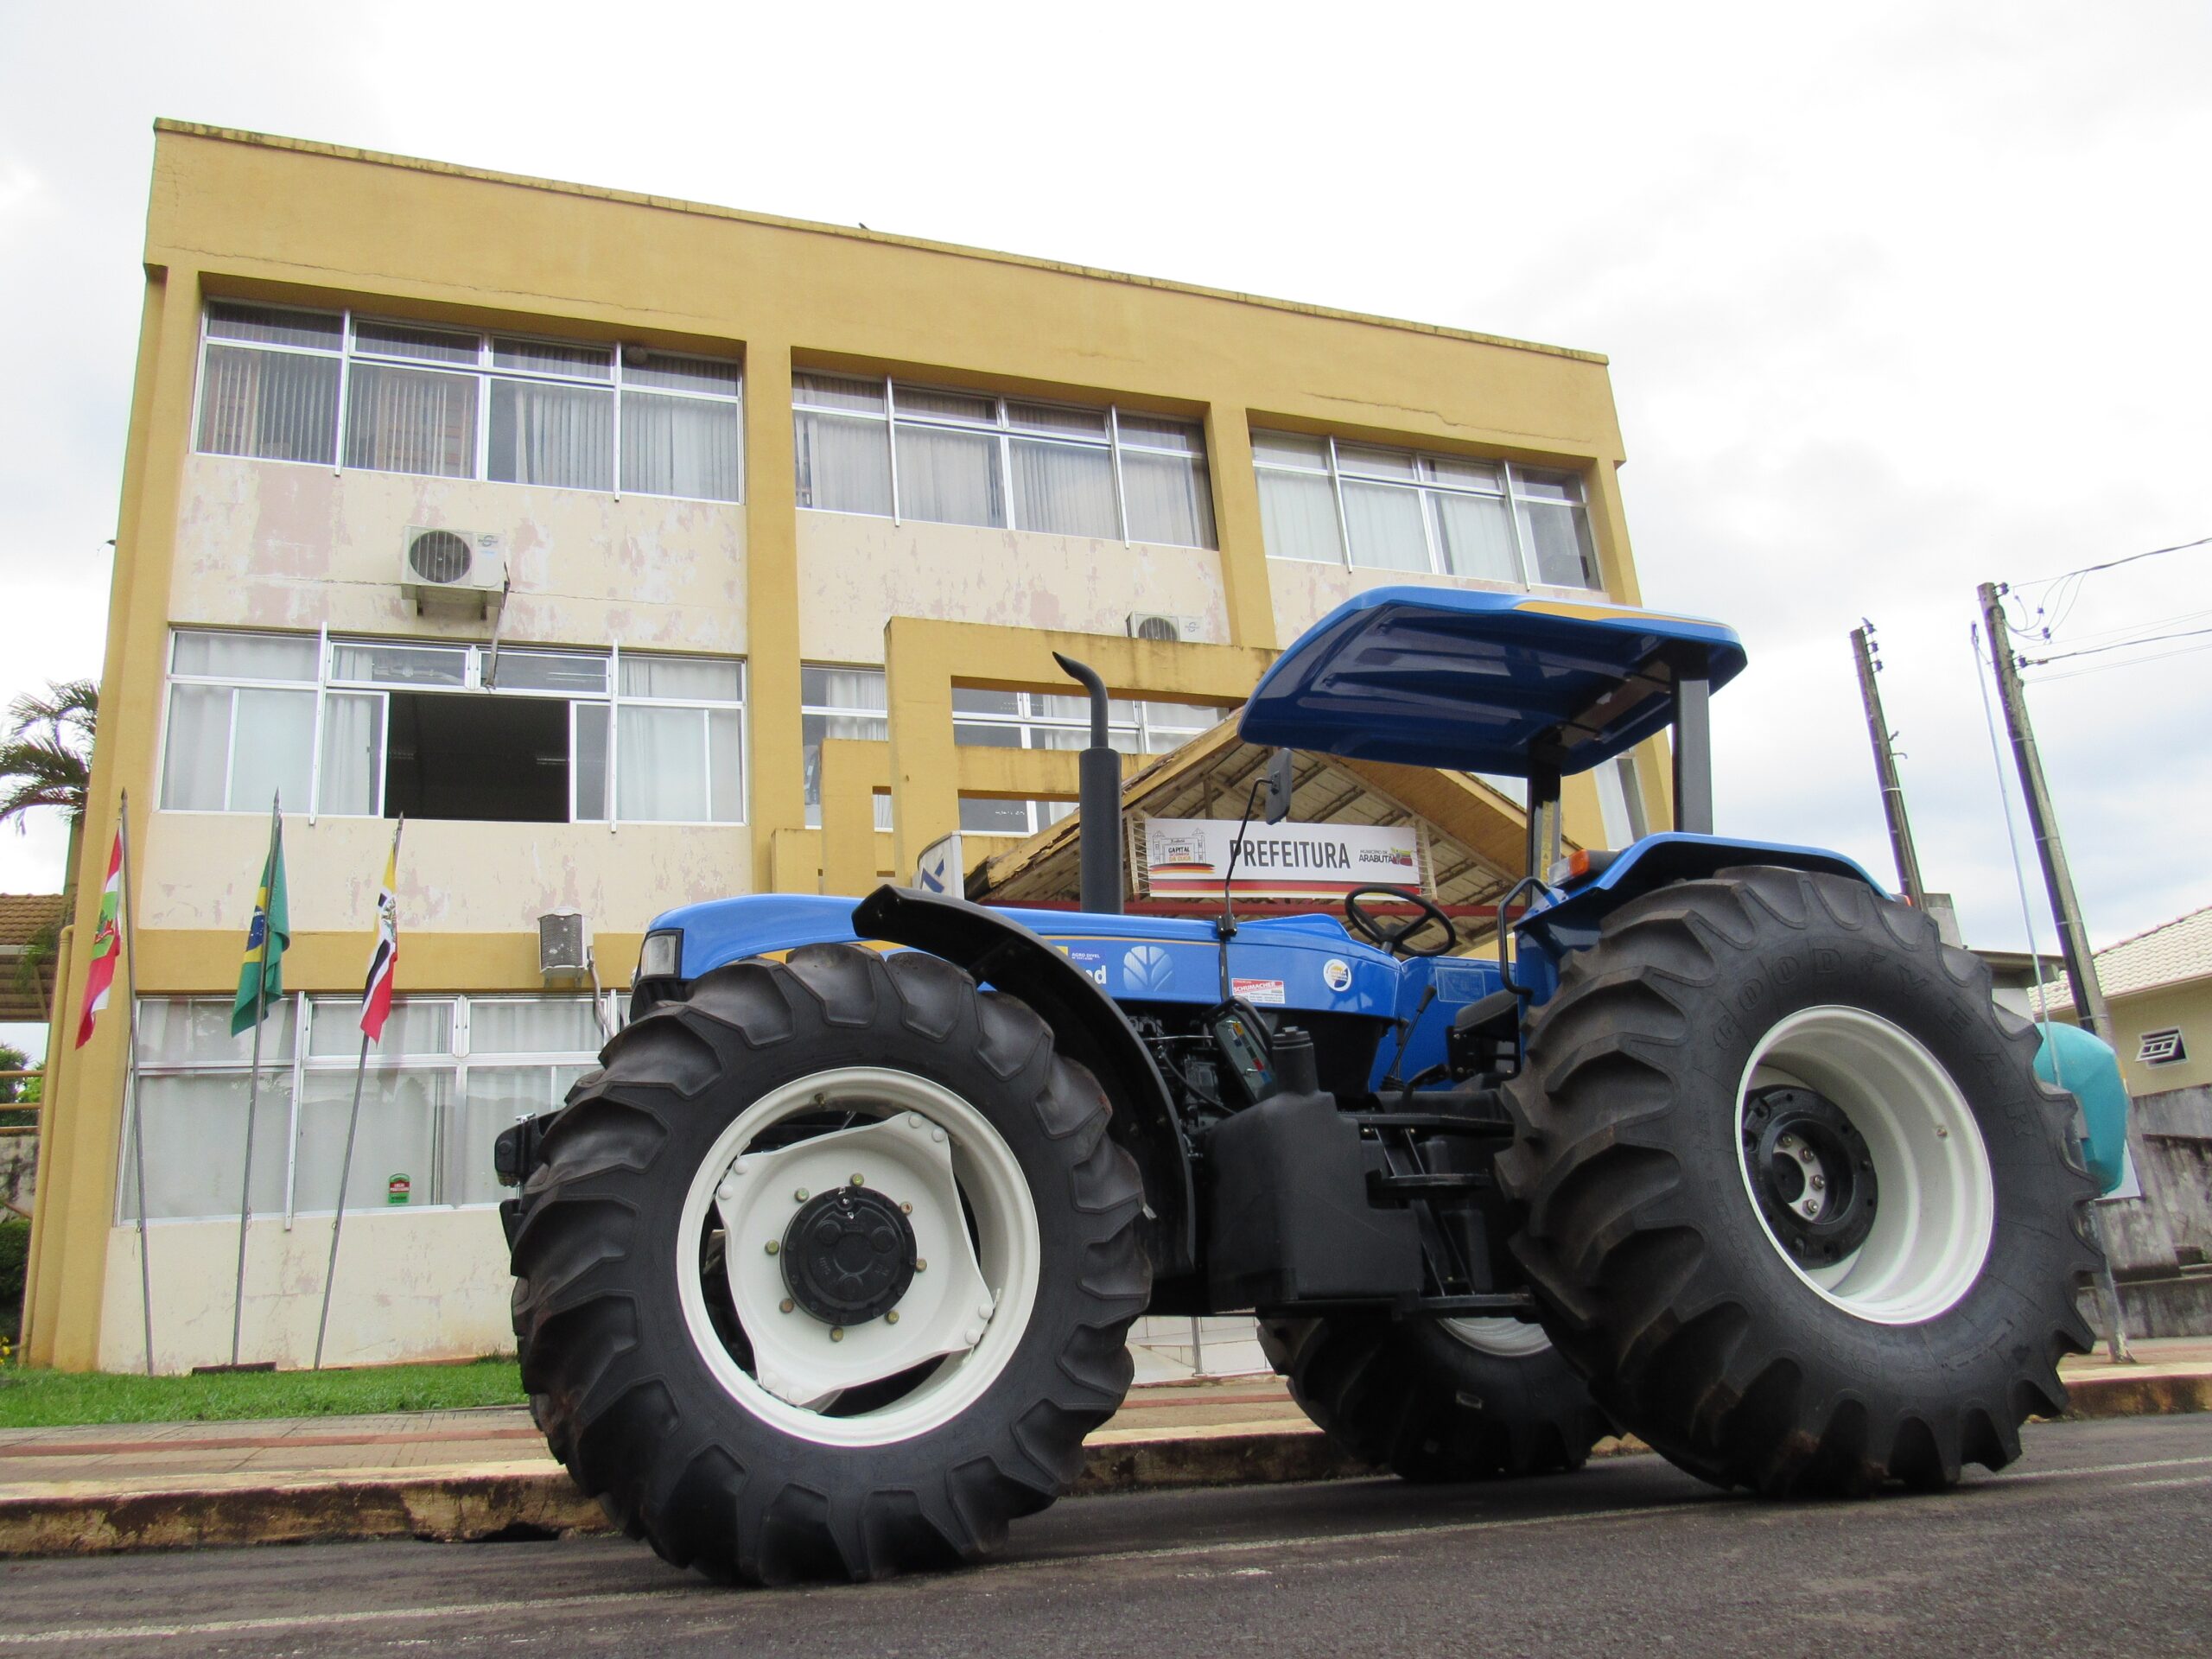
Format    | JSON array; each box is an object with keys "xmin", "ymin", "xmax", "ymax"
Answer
[{"xmin": 1122, "ymin": 944, "xmax": 1174, "ymax": 992}]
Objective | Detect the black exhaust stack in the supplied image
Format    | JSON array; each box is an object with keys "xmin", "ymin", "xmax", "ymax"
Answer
[{"xmin": 1052, "ymin": 652, "xmax": 1122, "ymax": 916}]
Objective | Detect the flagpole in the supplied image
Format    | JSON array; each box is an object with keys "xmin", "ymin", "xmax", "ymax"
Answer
[
  {"xmin": 230, "ymin": 794, "xmax": 283, "ymax": 1370},
  {"xmin": 315, "ymin": 818, "xmax": 403, "ymax": 1371},
  {"xmin": 118, "ymin": 791, "xmax": 153, "ymax": 1377}
]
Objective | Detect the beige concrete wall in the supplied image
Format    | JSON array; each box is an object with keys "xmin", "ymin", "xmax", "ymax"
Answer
[
  {"xmin": 795, "ymin": 511, "xmax": 1230, "ymax": 663},
  {"xmin": 140, "ymin": 813, "xmax": 751, "ymax": 937},
  {"xmin": 99, "ymin": 1211, "xmax": 512, "ymax": 1374},
  {"xmin": 173, "ymin": 456, "xmax": 747, "ymax": 652},
  {"xmin": 2108, "ymin": 977, "xmax": 2212, "ymax": 1096}
]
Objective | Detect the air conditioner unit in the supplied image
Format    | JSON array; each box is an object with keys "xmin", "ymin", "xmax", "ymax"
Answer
[
  {"xmin": 401, "ymin": 526, "xmax": 507, "ymax": 612},
  {"xmin": 537, "ymin": 911, "xmax": 593, "ymax": 978},
  {"xmin": 1128, "ymin": 612, "xmax": 1204, "ymax": 644}
]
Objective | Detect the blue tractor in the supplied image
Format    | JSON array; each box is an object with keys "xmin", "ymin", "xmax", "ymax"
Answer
[{"xmin": 498, "ymin": 586, "xmax": 2114, "ymax": 1585}]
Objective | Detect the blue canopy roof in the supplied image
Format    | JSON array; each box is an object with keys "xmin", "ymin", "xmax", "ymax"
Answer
[{"xmin": 1238, "ymin": 586, "xmax": 1747, "ymax": 778}]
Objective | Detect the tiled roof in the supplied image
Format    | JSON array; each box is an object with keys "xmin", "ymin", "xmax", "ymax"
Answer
[
  {"xmin": 0, "ymin": 893, "xmax": 65, "ymax": 1024},
  {"xmin": 2043, "ymin": 903, "xmax": 2212, "ymax": 1011}
]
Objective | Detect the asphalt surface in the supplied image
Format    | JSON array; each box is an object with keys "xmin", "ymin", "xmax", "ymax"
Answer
[{"xmin": 0, "ymin": 1415, "xmax": 2204, "ymax": 1656}]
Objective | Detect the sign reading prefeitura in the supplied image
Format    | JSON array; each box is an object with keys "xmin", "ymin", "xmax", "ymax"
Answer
[{"xmin": 1137, "ymin": 817, "xmax": 1423, "ymax": 899}]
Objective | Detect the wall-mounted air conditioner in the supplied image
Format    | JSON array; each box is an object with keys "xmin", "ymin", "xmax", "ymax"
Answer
[
  {"xmin": 1128, "ymin": 612, "xmax": 1204, "ymax": 644},
  {"xmin": 401, "ymin": 526, "xmax": 507, "ymax": 613}
]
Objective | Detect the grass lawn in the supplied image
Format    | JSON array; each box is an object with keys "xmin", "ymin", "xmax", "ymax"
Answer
[{"xmin": 0, "ymin": 1356, "xmax": 526, "ymax": 1429}]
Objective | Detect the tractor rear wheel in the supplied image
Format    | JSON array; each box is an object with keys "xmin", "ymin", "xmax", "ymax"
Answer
[
  {"xmin": 1497, "ymin": 867, "xmax": 2101, "ymax": 1496},
  {"xmin": 508, "ymin": 944, "xmax": 1150, "ymax": 1583},
  {"xmin": 1260, "ymin": 1313, "xmax": 1611, "ymax": 1481}
]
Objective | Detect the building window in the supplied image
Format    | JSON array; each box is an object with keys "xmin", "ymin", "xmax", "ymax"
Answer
[
  {"xmin": 118, "ymin": 995, "xmax": 602, "ymax": 1222},
  {"xmin": 1251, "ymin": 431, "xmax": 1601, "ymax": 589},
  {"xmin": 793, "ymin": 374, "xmax": 1216, "ymax": 550},
  {"xmin": 952, "ymin": 690, "xmax": 1226, "ymax": 836},
  {"xmin": 802, "ymin": 665, "xmax": 893, "ymax": 831},
  {"xmin": 162, "ymin": 631, "xmax": 746, "ymax": 825},
  {"xmin": 194, "ymin": 302, "xmax": 742, "ymax": 502}
]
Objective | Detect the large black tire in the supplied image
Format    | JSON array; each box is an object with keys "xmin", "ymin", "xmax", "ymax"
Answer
[
  {"xmin": 1260, "ymin": 1313, "xmax": 1612, "ymax": 1481},
  {"xmin": 1497, "ymin": 867, "xmax": 2101, "ymax": 1496},
  {"xmin": 509, "ymin": 944, "xmax": 1150, "ymax": 1584}
]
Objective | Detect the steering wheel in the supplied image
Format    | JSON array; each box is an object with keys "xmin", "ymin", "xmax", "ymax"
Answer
[{"xmin": 1343, "ymin": 886, "xmax": 1459, "ymax": 958}]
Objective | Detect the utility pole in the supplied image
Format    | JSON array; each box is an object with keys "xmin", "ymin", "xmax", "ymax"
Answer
[
  {"xmin": 1978, "ymin": 581, "xmax": 2133, "ymax": 1362},
  {"xmin": 1849, "ymin": 621, "xmax": 1928, "ymax": 907}
]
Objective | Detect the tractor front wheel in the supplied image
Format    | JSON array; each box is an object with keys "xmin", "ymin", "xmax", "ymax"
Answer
[
  {"xmin": 1260, "ymin": 1313, "xmax": 1611, "ymax": 1482},
  {"xmin": 508, "ymin": 944, "xmax": 1150, "ymax": 1583},
  {"xmin": 1497, "ymin": 867, "xmax": 2101, "ymax": 1496}
]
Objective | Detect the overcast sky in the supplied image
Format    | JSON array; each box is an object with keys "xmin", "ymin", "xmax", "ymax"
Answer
[{"xmin": 3, "ymin": 2, "xmax": 2208, "ymax": 1057}]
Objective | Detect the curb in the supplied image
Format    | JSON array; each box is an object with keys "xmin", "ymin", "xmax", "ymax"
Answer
[{"xmin": 0, "ymin": 1371, "xmax": 2201, "ymax": 1558}]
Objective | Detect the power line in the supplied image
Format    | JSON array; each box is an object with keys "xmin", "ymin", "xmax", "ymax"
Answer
[
  {"xmin": 2012, "ymin": 532, "xmax": 2212, "ymax": 593},
  {"xmin": 2024, "ymin": 637, "xmax": 2212, "ymax": 683},
  {"xmin": 2023, "ymin": 620, "xmax": 2212, "ymax": 666}
]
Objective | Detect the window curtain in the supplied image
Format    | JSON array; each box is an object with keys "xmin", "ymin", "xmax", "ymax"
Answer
[
  {"xmin": 488, "ymin": 379, "xmax": 612, "ymax": 491},
  {"xmin": 118, "ymin": 1074, "xmax": 293, "ymax": 1220},
  {"xmin": 345, "ymin": 364, "xmax": 477, "ymax": 478},
  {"xmin": 1122, "ymin": 453, "xmax": 1214, "ymax": 548},
  {"xmin": 894, "ymin": 425, "xmax": 1003, "ymax": 527},
  {"xmin": 623, "ymin": 391, "xmax": 740, "ymax": 501},
  {"xmin": 1433, "ymin": 493, "xmax": 1518, "ymax": 582},
  {"xmin": 227, "ymin": 688, "xmax": 316, "ymax": 813},
  {"xmin": 794, "ymin": 411, "xmax": 893, "ymax": 514},
  {"xmin": 1342, "ymin": 482, "xmax": 1431, "ymax": 572},
  {"xmin": 1009, "ymin": 439, "xmax": 1117, "ymax": 537},
  {"xmin": 316, "ymin": 692, "xmax": 383, "ymax": 816},
  {"xmin": 617, "ymin": 705, "xmax": 709, "ymax": 822},
  {"xmin": 197, "ymin": 345, "xmax": 340, "ymax": 465},
  {"xmin": 161, "ymin": 685, "xmax": 233, "ymax": 811},
  {"xmin": 1256, "ymin": 471, "xmax": 1344, "ymax": 563},
  {"xmin": 294, "ymin": 1070, "xmax": 442, "ymax": 1211}
]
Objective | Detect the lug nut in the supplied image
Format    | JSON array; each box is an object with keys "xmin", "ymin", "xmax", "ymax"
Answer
[
  {"xmin": 1808, "ymin": 1175, "xmax": 1825, "ymax": 1192},
  {"xmin": 914, "ymin": 1258, "xmax": 927, "ymax": 1273},
  {"xmin": 830, "ymin": 1327, "xmax": 845, "ymax": 1343},
  {"xmin": 886, "ymin": 1311, "xmax": 900, "ymax": 1325},
  {"xmin": 779, "ymin": 1299, "xmax": 794, "ymax": 1314},
  {"xmin": 793, "ymin": 1188, "xmax": 810, "ymax": 1203},
  {"xmin": 850, "ymin": 1173, "xmax": 866, "ymax": 1186},
  {"xmin": 765, "ymin": 1240, "xmax": 780, "ymax": 1255},
  {"xmin": 901, "ymin": 1202, "xmax": 913, "ymax": 1215},
  {"xmin": 1799, "ymin": 1147, "xmax": 1816, "ymax": 1164},
  {"xmin": 1936, "ymin": 1127, "xmax": 1949, "ymax": 1140}
]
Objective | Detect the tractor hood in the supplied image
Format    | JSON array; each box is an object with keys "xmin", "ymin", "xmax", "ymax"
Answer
[{"xmin": 1238, "ymin": 585, "xmax": 1746, "ymax": 778}]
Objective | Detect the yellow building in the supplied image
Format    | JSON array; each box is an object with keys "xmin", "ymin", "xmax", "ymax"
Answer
[{"xmin": 28, "ymin": 122, "xmax": 1668, "ymax": 1372}]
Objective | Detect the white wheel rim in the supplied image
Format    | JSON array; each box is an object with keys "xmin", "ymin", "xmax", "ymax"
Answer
[
  {"xmin": 1734, "ymin": 1006, "xmax": 1995, "ymax": 1325},
  {"xmin": 1440, "ymin": 1317, "xmax": 1554, "ymax": 1359},
  {"xmin": 675, "ymin": 1065, "xmax": 1041, "ymax": 1447}
]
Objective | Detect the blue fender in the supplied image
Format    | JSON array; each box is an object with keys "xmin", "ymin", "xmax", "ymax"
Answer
[{"xmin": 2032, "ymin": 1021, "xmax": 2132, "ymax": 1194}]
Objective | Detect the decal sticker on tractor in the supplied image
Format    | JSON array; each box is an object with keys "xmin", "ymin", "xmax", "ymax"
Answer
[
  {"xmin": 1231, "ymin": 976, "xmax": 1287, "ymax": 1006},
  {"xmin": 1322, "ymin": 957, "xmax": 1352, "ymax": 992}
]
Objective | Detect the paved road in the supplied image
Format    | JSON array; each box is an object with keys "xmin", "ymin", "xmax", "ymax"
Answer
[{"xmin": 0, "ymin": 1415, "xmax": 2205, "ymax": 1656}]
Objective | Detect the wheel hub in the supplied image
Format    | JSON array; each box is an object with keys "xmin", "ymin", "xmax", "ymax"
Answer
[
  {"xmin": 1741, "ymin": 1085, "xmax": 1878, "ymax": 1267},
  {"xmin": 782, "ymin": 1186, "xmax": 917, "ymax": 1325}
]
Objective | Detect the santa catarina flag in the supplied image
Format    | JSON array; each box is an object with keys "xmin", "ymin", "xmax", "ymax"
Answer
[
  {"xmin": 359, "ymin": 838, "xmax": 399, "ymax": 1042},
  {"xmin": 231, "ymin": 817, "xmax": 290, "ymax": 1035},
  {"xmin": 73, "ymin": 830, "xmax": 124, "ymax": 1049}
]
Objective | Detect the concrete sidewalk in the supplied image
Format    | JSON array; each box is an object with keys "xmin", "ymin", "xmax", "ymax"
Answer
[{"xmin": 0, "ymin": 1339, "xmax": 2202, "ymax": 1557}]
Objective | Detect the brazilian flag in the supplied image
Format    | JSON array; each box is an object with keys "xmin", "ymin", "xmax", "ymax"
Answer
[{"xmin": 232, "ymin": 815, "xmax": 291, "ymax": 1035}]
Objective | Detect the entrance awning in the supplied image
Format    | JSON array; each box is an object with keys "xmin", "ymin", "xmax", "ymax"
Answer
[{"xmin": 967, "ymin": 720, "xmax": 1564, "ymax": 922}]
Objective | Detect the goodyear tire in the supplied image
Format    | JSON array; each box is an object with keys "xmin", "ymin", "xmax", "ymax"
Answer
[
  {"xmin": 509, "ymin": 944, "xmax": 1149, "ymax": 1583},
  {"xmin": 1497, "ymin": 867, "xmax": 2101, "ymax": 1496},
  {"xmin": 1260, "ymin": 1313, "xmax": 1611, "ymax": 1481}
]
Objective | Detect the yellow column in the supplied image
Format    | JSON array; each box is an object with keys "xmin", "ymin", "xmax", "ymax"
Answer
[
  {"xmin": 29, "ymin": 268, "xmax": 202, "ymax": 1370},
  {"xmin": 1203, "ymin": 406, "xmax": 1277, "ymax": 650},
  {"xmin": 1580, "ymin": 460, "xmax": 1644, "ymax": 608},
  {"xmin": 744, "ymin": 340, "xmax": 805, "ymax": 892},
  {"xmin": 885, "ymin": 618, "xmax": 962, "ymax": 879},
  {"xmin": 818, "ymin": 738, "xmax": 893, "ymax": 895}
]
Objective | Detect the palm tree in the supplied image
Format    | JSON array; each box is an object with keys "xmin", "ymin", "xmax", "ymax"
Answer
[
  {"xmin": 0, "ymin": 679, "xmax": 98, "ymax": 835},
  {"xmin": 0, "ymin": 679, "xmax": 98, "ymax": 999}
]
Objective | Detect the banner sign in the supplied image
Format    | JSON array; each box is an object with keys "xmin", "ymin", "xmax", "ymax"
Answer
[{"xmin": 1140, "ymin": 818, "xmax": 1421, "ymax": 899}]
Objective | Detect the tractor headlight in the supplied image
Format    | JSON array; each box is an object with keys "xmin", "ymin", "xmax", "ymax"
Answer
[{"xmin": 638, "ymin": 929, "xmax": 683, "ymax": 982}]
